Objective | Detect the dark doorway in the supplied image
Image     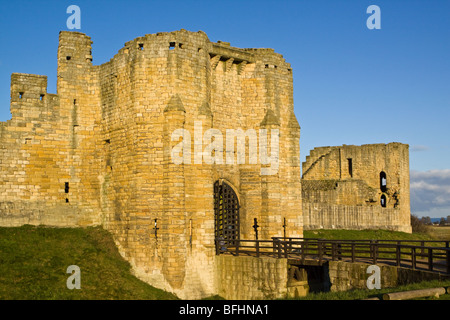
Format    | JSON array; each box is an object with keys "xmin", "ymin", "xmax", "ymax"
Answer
[
  {"xmin": 214, "ymin": 180, "xmax": 240, "ymax": 244},
  {"xmin": 381, "ymin": 194, "xmax": 387, "ymax": 207}
]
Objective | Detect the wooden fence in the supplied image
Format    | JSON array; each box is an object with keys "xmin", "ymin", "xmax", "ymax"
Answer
[{"xmin": 215, "ymin": 237, "xmax": 450, "ymax": 274}]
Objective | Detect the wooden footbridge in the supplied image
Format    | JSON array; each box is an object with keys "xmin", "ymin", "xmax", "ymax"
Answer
[{"xmin": 215, "ymin": 237, "xmax": 450, "ymax": 275}]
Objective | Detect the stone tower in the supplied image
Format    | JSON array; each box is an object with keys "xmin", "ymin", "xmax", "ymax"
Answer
[
  {"xmin": 302, "ymin": 143, "xmax": 411, "ymax": 233},
  {"xmin": 0, "ymin": 30, "xmax": 303, "ymax": 299}
]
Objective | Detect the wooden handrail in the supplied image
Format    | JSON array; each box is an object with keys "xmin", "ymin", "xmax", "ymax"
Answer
[{"xmin": 216, "ymin": 237, "xmax": 450, "ymax": 274}]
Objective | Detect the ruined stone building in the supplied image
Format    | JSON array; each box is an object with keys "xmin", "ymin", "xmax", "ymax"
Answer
[
  {"xmin": 301, "ymin": 143, "xmax": 411, "ymax": 233},
  {"xmin": 0, "ymin": 30, "xmax": 302, "ymax": 299},
  {"xmin": 0, "ymin": 29, "xmax": 412, "ymax": 299}
]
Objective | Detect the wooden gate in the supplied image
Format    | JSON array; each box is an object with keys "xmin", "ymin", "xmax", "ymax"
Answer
[{"xmin": 214, "ymin": 180, "xmax": 240, "ymax": 244}]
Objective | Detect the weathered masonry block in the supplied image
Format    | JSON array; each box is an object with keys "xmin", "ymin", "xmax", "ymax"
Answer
[
  {"xmin": 215, "ymin": 255, "xmax": 290, "ymax": 300},
  {"xmin": 0, "ymin": 30, "xmax": 303, "ymax": 299},
  {"xmin": 327, "ymin": 261, "xmax": 450, "ymax": 292},
  {"xmin": 302, "ymin": 143, "xmax": 411, "ymax": 233}
]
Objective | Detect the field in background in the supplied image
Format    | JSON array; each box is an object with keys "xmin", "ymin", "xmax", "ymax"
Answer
[{"xmin": 426, "ymin": 226, "xmax": 450, "ymax": 240}]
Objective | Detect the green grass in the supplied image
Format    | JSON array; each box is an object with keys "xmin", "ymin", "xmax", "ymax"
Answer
[
  {"xmin": 304, "ymin": 229, "xmax": 437, "ymax": 241},
  {"xmin": 0, "ymin": 225, "xmax": 178, "ymax": 300}
]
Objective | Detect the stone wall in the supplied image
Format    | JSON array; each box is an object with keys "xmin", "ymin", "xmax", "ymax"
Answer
[
  {"xmin": 303, "ymin": 203, "xmax": 411, "ymax": 233},
  {"xmin": 327, "ymin": 261, "xmax": 450, "ymax": 292},
  {"xmin": 215, "ymin": 255, "xmax": 289, "ymax": 300},
  {"xmin": 302, "ymin": 143, "xmax": 411, "ymax": 233}
]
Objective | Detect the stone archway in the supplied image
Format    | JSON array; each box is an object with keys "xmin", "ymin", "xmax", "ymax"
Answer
[{"xmin": 214, "ymin": 180, "xmax": 240, "ymax": 243}]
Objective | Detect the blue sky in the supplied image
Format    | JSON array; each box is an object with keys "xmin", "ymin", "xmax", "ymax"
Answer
[{"xmin": 0, "ymin": 0, "xmax": 449, "ymax": 217}]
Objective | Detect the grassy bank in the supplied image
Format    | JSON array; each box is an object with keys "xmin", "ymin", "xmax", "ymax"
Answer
[{"xmin": 0, "ymin": 225, "xmax": 178, "ymax": 300}]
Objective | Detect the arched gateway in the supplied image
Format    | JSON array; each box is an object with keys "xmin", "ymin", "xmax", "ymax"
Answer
[{"xmin": 214, "ymin": 180, "xmax": 240, "ymax": 243}]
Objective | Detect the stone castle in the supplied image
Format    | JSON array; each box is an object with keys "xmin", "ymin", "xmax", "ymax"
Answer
[
  {"xmin": 302, "ymin": 143, "xmax": 411, "ymax": 233},
  {"xmin": 0, "ymin": 30, "xmax": 411, "ymax": 299}
]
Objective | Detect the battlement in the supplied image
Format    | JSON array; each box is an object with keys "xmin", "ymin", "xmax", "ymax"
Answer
[
  {"xmin": 10, "ymin": 73, "xmax": 47, "ymax": 103},
  {"xmin": 58, "ymin": 31, "xmax": 93, "ymax": 66}
]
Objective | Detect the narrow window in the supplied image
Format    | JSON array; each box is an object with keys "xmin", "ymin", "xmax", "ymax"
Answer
[
  {"xmin": 380, "ymin": 194, "xmax": 387, "ymax": 207},
  {"xmin": 380, "ymin": 171, "xmax": 387, "ymax": 192},
  {"xmin": 73, "ymin": 99, "xmax": 77, "ymax": 105},
  {"xmin": 178, "ymin": 43, "xmax": 184, "ymax": 49},
  {"xmin": 40, "ymin": 94, "xmax": 44, "ymax": 101},
  {"xmin": 65, "ymin": 182, "xmax": 69, "ymax": 194},
  {"xmin": 348, "ymin": 158, "xmax": 353, "ymax": 178},
  {"xmin": 19, "ymin": 92, "xmax": 24, "ymax": 99},
  {"xmin": 169, "ymin": 42, "xmax": 176, "ymax": 50},
  {"xmin": 138, "ymin": 43, "xmax": 144, "ymax": 50}
]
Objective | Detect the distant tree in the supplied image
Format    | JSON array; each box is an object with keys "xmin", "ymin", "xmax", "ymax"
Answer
[
  {"xmin": 411, "ymin": 214, "xmax": 429, "ymax": 233},
  {"xmin": 439, "ymin": 217, "xmax": 446, "ymax": 226},
  {"xmin": 421, "ymin": 216, "xmax": 432, "ymax": 225}
]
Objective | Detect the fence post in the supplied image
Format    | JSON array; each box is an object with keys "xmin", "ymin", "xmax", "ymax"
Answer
[
  {"xmin": 256, "ymin": 240, "xmax": 260, "ymax": 258},
  {"xmin": 428, "ymin": 248, "xmax": 433, "ymax": 272},
  {"xmin": 277, "ymin": 240, "xmax": 282, "ymax": 259},
  {"xmin": 236, "ymin": 239, "xmax": 239, "ymax": 256},
  {"xmin": 396, "ymin": 245, "xmax": 401, "ymax": 266},
  {"xmin": 370, "ymin": 240, "xmax": 374, "ymax": 261},
  {"xmin": 351, "ymin": 243, "xmax": 355, "ymax": 263},
  {"xmin": 411, "ymin": 247, "xmax": 416, "ymax": 270},
  {"xmin": 372, "ymin": 243, "xmax": 378, "ymax": 264},
  {"xmin": 300, "ymin": 241, "xmax": 305, "ymax": 264},
  {"xmin": 332, "ymin": 243, "xmax": 336, "ymax": 261},
  {"xmin": 446, "ymin": 249, "xmax": 450, "ymax": 275},
  {"xmin": 337, "ymin": 243, "xmax": 342, "ymax": 261},
  {"xmin": 318, "ymin": 241, "xmax": 323, "ymax": 264},
  {"xmin": 284, "ymin": 241, "xmax": 288, "ymax": 258}
]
